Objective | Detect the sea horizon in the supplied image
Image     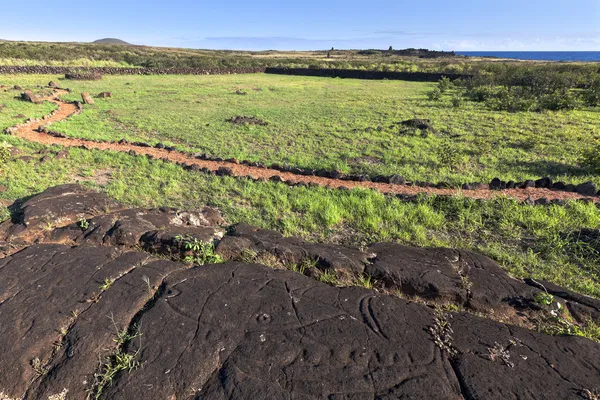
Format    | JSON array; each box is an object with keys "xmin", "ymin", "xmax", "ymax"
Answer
[{"xmin": 457, "ymin": 51, "xmax": 600, "ymax": 62}]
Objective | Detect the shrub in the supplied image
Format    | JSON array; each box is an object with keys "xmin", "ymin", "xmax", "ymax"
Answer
[
  {"xmin": 437, "ymin": 140, "xmax": 461, "ymax": 169},
  {"xmin": 582, "ymin": 78, "xmax": 600, "ymax": 107},
  {"xmin": 451, "ymin": 95, "xmax": 463, "ymax": 108},
  {"xmin": 428, "ymin": 87, "xmax": 442, "ymax": 101},
  {"xmin": 538, "ymin": 91, "xmax": 579, "ymax": 111},
  {"xmin": 580, "ymin": 138, "xmax": 600, "ymax": 172},
  {"xmin": 438, "ymin": 76, "xmax": 453, "ymax": 93}
]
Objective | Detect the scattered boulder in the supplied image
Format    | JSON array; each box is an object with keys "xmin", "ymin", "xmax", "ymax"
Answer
[
  {"xmin": 96, "ymin": 91, "xmax": 112, "ymax": 98},
  {"xmin": 399, "ymin": 118, "xmax": 437, "ymax": 134},
  {"xmin": 65, "ymin": 72, "xmax": 102, "ymax": 80},
  {"xmin": 48, "ymin": 81, "xmax": 58, "ymax": 87},
  {"xmin": 227, "ymin": 115, "xmax": 268, "ymax": 126},
  {"xmin": 81, "ymin": 92, "xmax": 95, "ymax": 105},
  {"xmin": 20, "ymin": 90, "xmax": 42, "ymax": 104}
]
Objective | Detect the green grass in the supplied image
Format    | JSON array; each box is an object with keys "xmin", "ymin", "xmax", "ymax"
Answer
[
  {"xmin": 0, "ymin": 79, "xmax": 56, "ymax": 131},
  {"xmin": 0, "ymin": 135, "xmax": 599, "ymax": 298},
  {"xmin": 2, "ymin": 73, "xmax": 593, "ymax": 186}
]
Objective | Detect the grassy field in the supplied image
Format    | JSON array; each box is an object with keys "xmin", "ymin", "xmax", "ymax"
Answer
[
  {"xmin": 3, "ymin": 73, "xmax": 595, "ymax": 186},
  {"xmin": 0, "ymin": 132, "xmax": 599, "ymax": 299},
  {"xmin": 1, "ymin": 72, "xmax": 600, "ymax": 297}
]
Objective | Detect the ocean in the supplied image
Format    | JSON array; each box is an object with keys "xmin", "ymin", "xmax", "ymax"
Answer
[{"xmin": 456, "ymin": 51, "xmax": 600, "ymax": 62}]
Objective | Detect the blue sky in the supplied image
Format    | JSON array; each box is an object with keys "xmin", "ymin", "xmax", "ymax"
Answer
[{"xmin": 1, "ymin": 0, "xmax": 599, "ymax": 51}]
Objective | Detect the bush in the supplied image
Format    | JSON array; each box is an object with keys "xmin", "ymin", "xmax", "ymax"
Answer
[
  {"xmin": 538, "ymin": 91, "xmax": 579, "ymax": 111},
  {"xmin": 581, "ymin": 138, "xmax": 600, "ymax": 172},
  {"xmin": 582, "ymin": 78, "xmax": 600, "ymax": 106},
  {"xmin": 451, "ymin": 95, "xmax": 463, "ymax": 108},
  {"xmin": 428, "ymin": 87, "xmax": 442, "ymax": 101},
  {"xmin": 466, "ymin": 85, "xmax": 497, "ymax": 102},
  {"xmin": 438, "ymin": 76, "xmax": 453, "ymax": 93}
]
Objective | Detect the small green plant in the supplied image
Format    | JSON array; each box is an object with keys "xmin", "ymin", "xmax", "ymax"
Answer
[
  {"xmin": 89, "ymin": 317, "xmax": 142, "ymax": 399},
  {"xmin": 174, "ymin": 234, "xmax": 223, "ymax": 265},
  {"xmin": 78, "ymin": 217, "xmax": 90, "ymax": 231},
  {"xmin": 0, "ymin": 142, "xmax": 10, "ymax": 164},
  {"xmin": 317, "ymin": 269, "xmax": 339, "ymax": 285},
  {"xmin": 534, "ymin": 291, "xmax": 555, "ymax": 306},
  {"xmin": 355, "ymin": 275, "xmax": 374, "ymax": 289},
  {"xmin": 100, "ymin": 277, "xmax": 115, "ymax": 291},
  {"xmin": 30, "ymin": 357, "xmax": 47, "ymax": 376},
  {"xmin": 428, "ymin": 308, "xmax": 457, "ymax": 357},
  {"xmin": 437, "ymin": 140, "xmax": 461, "ymax": 170}
]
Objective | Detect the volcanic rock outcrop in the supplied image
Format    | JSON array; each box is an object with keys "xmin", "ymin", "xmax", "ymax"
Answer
[{"xmin": 0, "ymin": 185, "xmax": 598, "ymax": 399}]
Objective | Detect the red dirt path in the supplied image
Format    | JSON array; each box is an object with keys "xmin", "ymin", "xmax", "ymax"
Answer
[{"xmin": 9, "ymin": 90, "xmax": 599, "ymax": 203}]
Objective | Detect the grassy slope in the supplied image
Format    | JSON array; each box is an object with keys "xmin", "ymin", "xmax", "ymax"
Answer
[{"xmin": 32, "ymin": 73, "xmax": 600, "ymax": 186}]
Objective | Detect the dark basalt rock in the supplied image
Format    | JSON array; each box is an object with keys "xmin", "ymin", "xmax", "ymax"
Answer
[
  {"xmin": 0, "ymin": 186, "xmax": 599, "ymax": 399},
  {"xmin": 535, "ymin": 177, "xmax": 553, "ymax": 189},
  {"xmin": 216, "ymin": 166, "xmax": 234, "ymax": 176},
  {"xmin": 389, "ymin": 174, "xmax": 406, "ymax": 185},
  {"xmin": 521, "ymin": 180, "xmax": 536, "ymax": 189},
  {"xmin": 576, "ymin": 181, "xmax": 597, "ymax": 196},
  {"xmin": 216, "ymin": 223, "xmax": 370, "ymax": 275},
  {"xmin": 1, "ymin": 246, "xmax": 597, "ymax": 399}
]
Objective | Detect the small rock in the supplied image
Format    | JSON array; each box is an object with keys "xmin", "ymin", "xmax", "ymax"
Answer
[
  {"xmin": 48, "ymin": 81, "xmax": 58, "ymax": 88},
  {"xmin": 97, "ymin": 92, "xmax": 112, "ymax": 98},
  {"xmin": 535, "ymin": 177, "xmax": 552, "ymax": 189},
  {"xmin": 21, "ymin": 90, "xmax": 42, "ymax": 104},
  {"xmin": 489, "ymin": 178, "xmax": 503, "ymax": 190},
  {"xmin": 389, "ymin": 175, "xmax": 406, "ymax": 185},
  {"xmin": 521, "ymin": 180, "xmax": 535, "ymax": 189},
  {"xmin": 575, "ymin": 181, "xmax": 597, "ymax": 196},
  {"xmin": 81, "ymin": 93, "xmax": 95, "ymax": 105},
  {"xmin": 552, "ymin": 182, "xmax": 566, "ymax": 191},
  {"xmin": 216, "ymin": 167, "xmax": 234, "ymax": 177},
  {"xmin": 55, "ymin": 150, "xmax": 69, "ymax": 159}
]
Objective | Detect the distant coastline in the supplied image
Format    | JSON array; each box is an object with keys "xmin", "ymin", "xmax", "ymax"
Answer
[{"xmin": 457, "ymin": 51, "xmax": 600, "ymax": 62}]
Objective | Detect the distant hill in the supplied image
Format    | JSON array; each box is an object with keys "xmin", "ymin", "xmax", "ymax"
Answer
[{"xmin": 92, "ymin": 38, "xmax": 130, "ymax": 45}]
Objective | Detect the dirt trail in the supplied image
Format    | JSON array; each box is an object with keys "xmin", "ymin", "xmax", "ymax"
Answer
[{"xmin": 9, "ymin": 90, "xmax": 600, "ymax": 203}]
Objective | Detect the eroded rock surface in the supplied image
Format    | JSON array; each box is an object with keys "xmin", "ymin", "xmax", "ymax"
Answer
[{"xmin": 0, "ymin": 185, "xmax": 599, "ymax": 399}]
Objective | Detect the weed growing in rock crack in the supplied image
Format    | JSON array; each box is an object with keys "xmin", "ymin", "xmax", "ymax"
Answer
[
  {"xmin": 174, "ymin": 234, "xmax": 222, "ymax": 265},
  {"xmin": 533, "ymin": 291, "xmax": 555, "ymax": 306},
  {"xmin": 487, "ymin": 342, "xmax": 515, "ymax": 368},
  {"xmin": 583, "ymin": 388, "xmax": 600, "ymax": 400},
  {"xmin": 30, "ymin": 357, "xmax": 48, "ymax": 376},
  {"xmin": 100, "ymin": 277, "xmax": 115, "ymax": 291},
  {"xmin": 354, "ymin": 275, "xmax": 374, "ymax": 289},
  {"xmin": 89, "ymin": 316, "xmax": 142, "ymax": 400},
  {"xmin": 78, "ymin": 217, "xmax": 90, "ymax": 231},
  {"xmin": 428, "ymin": 307, "xmax": 457, "ymax": 357},
  {"xmin": 316, "ymin": 270, "xmax": 339, "ymax": 285}
]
